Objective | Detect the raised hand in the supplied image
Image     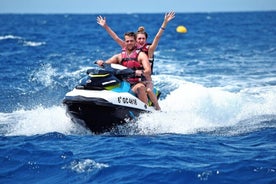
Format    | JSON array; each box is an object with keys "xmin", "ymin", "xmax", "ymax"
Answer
[
  {"xmin": 164, "ymin": 11, "xmax": 175, "ymax": 23},
  {"xmin": 96, "ymin": 15, "xmax": 106, "ymax": 27}
]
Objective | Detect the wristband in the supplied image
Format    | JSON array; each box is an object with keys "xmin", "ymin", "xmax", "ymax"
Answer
[{"xmin": 160, "ymin": 27, "xmax": 165, "ymax": 30}]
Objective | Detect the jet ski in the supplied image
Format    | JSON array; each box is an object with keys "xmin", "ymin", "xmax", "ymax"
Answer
[{"xmin": 63, "ymin": 64, "xmax": 160, "ymax": 134}]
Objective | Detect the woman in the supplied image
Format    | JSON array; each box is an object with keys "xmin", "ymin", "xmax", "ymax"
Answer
[{"xmin": 96, "ymin": 12, "xmax": 175, "ymax": 110}]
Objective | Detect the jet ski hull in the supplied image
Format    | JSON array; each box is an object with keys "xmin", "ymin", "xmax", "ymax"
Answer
[
  {"xmin": 62, "ymin": 64, "xmax": 157, "ymax": 134},
  {"xmin": 63, "ymin": 89, "xmax": 152, "ymax": 134}
]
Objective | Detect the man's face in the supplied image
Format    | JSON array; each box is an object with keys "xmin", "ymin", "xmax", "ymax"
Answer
[{"xmin": 124, "ymin": 35, "xmax": 136, "ymax": 51}]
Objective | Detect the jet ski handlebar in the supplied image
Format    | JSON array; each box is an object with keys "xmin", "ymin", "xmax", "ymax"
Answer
[{"xmin": 90, "ymin": 63, "xmax": 135, "ymax": 79}]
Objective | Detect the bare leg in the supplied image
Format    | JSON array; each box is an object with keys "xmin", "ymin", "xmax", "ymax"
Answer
[
  {"xmin": 144, "ymin": 76, "xmax": 161, "ymax": 110},
  {"xmin": 146, "ymin": 88, "xmax": 161, "ymax": 110},
  {"xmin": 132, "ymin": 83, "xmax": 148, "ymax": 104}
]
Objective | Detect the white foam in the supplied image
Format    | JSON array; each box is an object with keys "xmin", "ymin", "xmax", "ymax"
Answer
[
  {"xmin": 0, "ymin": 105, "xmax": 89, "ymax": 136},
  {"xmin": 136, "ymin": 80, "xmax": 276, "ymax": 135},
  {"xmin": 63, "ymin": 159, "xmax": 109, "ymax": 173},
  {"xmin": 23, "ymin": 41, "xmax": 46, "ymax": 47},
  {"xmin": 0, "ymin": 35, "xmax": 22, "ymax": 40}
]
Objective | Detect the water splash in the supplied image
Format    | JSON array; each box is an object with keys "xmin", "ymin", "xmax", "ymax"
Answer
[
  {"xmin": 136, "ymin": 80, "xmax": 276, "ymax": 135},
  {"xmin": 62, "ymin": 159, "xmax": 109, "ymax": 173},
  {"xmin": 29, "ymin": 63, "xmax": 57, "ymax": 87},
  {"xmin": 1, "ymin": 75, "xmax": 275, "ymax": 136},
  {"xmin": 0, "ymin": 105, "xmax": 90, "ymax": 136}
]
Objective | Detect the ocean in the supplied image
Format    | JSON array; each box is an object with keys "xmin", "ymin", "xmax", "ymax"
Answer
[{"xmin": 0, "ymin": 12, "xmax": 275, "ymax": 183}]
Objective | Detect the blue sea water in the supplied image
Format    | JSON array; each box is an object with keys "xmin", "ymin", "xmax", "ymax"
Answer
[{"xmin": 0, "ymin": 12, "xmax": 276, "ymax": 183}]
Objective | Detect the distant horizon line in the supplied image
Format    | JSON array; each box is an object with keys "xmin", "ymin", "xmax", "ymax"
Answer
[{"xmin": 0, "ymin": 10, "xmax": 275, "ymax": 15}]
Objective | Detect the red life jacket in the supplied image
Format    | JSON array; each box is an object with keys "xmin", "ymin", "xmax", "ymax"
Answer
[
  {"xmin": 139, "ymin": 43, "xmax": 150, "ymax": 55},
  {"xmin": 121, "ymin": 48, "xmax": 143, "ymax": 84},
  {"xmin": 139, "ymin": 43, "xmax": 154, "ymax": 72}
]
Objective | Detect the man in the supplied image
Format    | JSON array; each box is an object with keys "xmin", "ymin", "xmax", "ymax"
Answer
[{"xmin": 96, "ymin": 32, "xmax": 151, "ymax": 105}]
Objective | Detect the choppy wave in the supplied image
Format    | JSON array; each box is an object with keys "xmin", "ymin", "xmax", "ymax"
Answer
[
  {"xmin": 0, "ymin": 34, "xmax": 46, "ymax": 47},
  {"xmin": 1, "ymin": 13, "xmax": 276, "ymax": 184},
  {"xmin": 0, "ymin": 35, "xmax": 23, "ymax": 40}
]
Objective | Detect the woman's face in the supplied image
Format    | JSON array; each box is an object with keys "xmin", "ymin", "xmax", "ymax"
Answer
[{"xmin": 136, "ymin": 33, "xmax": 147, "ymax": 47}]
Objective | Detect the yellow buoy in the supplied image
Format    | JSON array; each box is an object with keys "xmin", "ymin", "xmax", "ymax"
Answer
[{"xmin": 176, "ymin": 25, "xmax": 187, "ymax": 33}]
